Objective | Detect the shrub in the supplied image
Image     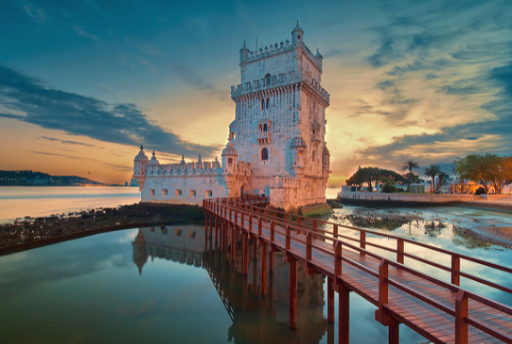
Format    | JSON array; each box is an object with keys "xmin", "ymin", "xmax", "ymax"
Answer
[{"xmin": 474, "ymin": 187, "xmax": 486, "ymax": 195}]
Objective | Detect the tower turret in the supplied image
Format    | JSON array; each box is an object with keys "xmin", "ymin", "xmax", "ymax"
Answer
[
  {"xmin": 239, "ymin": 40, "xmax": 249, "ymax": 63},
  {"xmin": 133, "ymin": 144, "xmax": 149, "ymax": 190},
  {"xmin": 291, "ymin": 20, "xmax": 304, "ymax": 47},
  {"xmin": 290, "ymin": 136, "xmax": 307, "ymax": 171},
  {"xmin": 221, "ymin": 138, "xmax": 238, "ymax": 174},
  {"xmin": 315, "ymin": 48, "xmax": 323, "ymax": 70},
  {"xmin": 147, "ymin": 151, "xmax": 160, "ymax": 174}
]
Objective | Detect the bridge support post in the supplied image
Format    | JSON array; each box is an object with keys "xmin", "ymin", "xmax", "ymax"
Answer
[
  {"xmin": 223, "ymin": 220, "xmax": 228, "ymax": 252},
  {"xmin": 260, "ymin": 240, "xmax": 267, "ymax": 296},
  {"xmin": 269, "ymin": 249, "xmax": 274, "ymax": 274},
  {"xmin": 288, "ymin": 255, "xmax": 297, "ymax": 329},
  {"xmin": 328, "ymin": 277, "xmax": 335, "ymax": 322},
  {"xmin": 338, "ymin": 284, "xmax": 350, "ymax": 344},
  {"xmin": 242, "ymin": 232, "xmax": 249, "ymax": 276},
  {"xmin": 455, "ymin": 290, "xmax": 468, "ymax": 344},
  {"xmin": 389, "ymin": 316, "xmax": 399, "ymax": 344},
  {"xmin": 230, "ymin": 225, "xmax": 236, "ymax": 262},
  {"xmin": 215, "ymin": 215, "xmax": 219, "ymax": 247}
]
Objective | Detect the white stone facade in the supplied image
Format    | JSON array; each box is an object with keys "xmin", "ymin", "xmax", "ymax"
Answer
[{"xmin": 133, "ymin": 22, "xmax": 331, "ymax": 211}]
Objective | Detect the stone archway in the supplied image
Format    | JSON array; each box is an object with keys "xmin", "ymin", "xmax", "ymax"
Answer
[{"xmin": 240, "ymin": 184, "xmax": 250, "ymax": 198}]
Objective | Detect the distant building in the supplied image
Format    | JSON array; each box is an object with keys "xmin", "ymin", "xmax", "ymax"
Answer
[{"xmin": 133, "ymin": 22, "xmax": 331, "ymax": 212}]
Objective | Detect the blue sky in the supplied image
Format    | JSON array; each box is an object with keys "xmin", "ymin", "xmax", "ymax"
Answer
[{"xmin": 0, "ymin": 0, "xmax": 511, "ymax": 184}]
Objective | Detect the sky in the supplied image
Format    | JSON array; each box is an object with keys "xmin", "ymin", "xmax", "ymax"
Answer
[{"xmin": 0, "ymin": 0, "xmax": 511, "ymax": 185}]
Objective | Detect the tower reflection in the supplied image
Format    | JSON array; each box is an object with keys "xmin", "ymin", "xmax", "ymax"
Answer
[{"xmin": 132, "ymin": 226, "xmax": 327, "ymax": 344}]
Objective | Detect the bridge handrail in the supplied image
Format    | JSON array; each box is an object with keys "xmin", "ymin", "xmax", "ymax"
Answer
[
  {"xmin": 219, "ymin": 200, "xmax": 512, "ymax": 291},
  {"xmin": 204, "ymin": 198, "xmax": 512, "ymax": 343}
]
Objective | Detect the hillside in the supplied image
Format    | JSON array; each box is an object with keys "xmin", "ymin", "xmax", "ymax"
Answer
[{"xmin": 0, "ymin": 170, "xmax": 108, "ymax": 186}]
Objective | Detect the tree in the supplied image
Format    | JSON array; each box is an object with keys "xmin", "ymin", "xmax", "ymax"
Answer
[
  {"xmin": 346, "ymin": 167, "xmax": 407, "ymax": 192},
  {"xmin": 380, "ymin": 176, "xmax": 397, "ymax": 193},
  {"xmin": 403, "ymin": 160, "xmax": 419, "ymax": 192},
  {"xmin": 454, "ymin": 154, "xmax": 512, "ymax": 194},
  {"xmin": 435, "ymin": 172, "xmax": 449, "ymax": 192},
  {"xmin": 424, "ymin": 164, "xmax": 441, "ymax": 193}
]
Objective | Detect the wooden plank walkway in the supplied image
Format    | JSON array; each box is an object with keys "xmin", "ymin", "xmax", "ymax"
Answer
[{"xmin": 204, "ymin": 197, "xmax": 512, "ymax": 344}]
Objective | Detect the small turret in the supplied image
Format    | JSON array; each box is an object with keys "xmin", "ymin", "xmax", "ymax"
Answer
[
  {"xmin": 290, "ymin": 135, "xmax": 307, "ymax": 170},
  {"xmin": 147, "ymin": 151, "xmax": 160, "ymax": 174},
  {"xmin": 133, "ymin": 145, "xmax": 149, "ymax": 190},
  {"xmin": 239, "ymin": 40, "xmax": 249, "ymax": 68},
  {"xmin": 221, "ymin": 139, "xmax": 238, "ymax": 173},
  {"xmin": 322, "ymin": 145, "xmax": 330, "ymax": 171},
  {"xmin": 291, "ymin": 20, "xmax": 304, "ymax": 47},
  {"xmin": 315, "ymin": 47, "xmax": 323, "ymax": 70}
]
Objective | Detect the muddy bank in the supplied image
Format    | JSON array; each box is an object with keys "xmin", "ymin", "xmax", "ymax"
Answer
[
  {"xmin": 337, "ymin": 197, "xmax": 512, "ymax": 215},
  {"xmin": 330, "ymin": 207, "xmax": 512, "ymax": 249},
  {"xmin": 0, "ymin": 203, "xmax": 204, "ymax": 256}
]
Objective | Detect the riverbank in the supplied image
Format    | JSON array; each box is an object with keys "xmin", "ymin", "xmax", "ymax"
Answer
[
  {"xmin": 0, "ymin": 203, "xmax": 204, "ymax": 256},
  {"xmin": 337, "ymin": 192, "xmax": 512, "ymax": 213}
]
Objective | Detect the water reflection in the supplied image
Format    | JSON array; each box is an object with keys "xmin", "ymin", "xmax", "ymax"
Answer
[{"xmin": 131, "ymin": 226, "xmax": 327, "ymax": 344}]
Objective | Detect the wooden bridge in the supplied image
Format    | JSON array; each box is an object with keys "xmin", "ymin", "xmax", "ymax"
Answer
[{"xmin": 203, "ymin": 196, "xmax": 512, "ymax": 344}]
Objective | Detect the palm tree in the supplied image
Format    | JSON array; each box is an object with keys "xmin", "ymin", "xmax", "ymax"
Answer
[
  {"xmin": 403, "ymin": 160, "xmax": 419, "ymax": 192},
  {"xmin": 435, "ymin": 171, "xmax": 449, "ymax": 192},
  {"xmin": 424, "ymin": 164, "xmax": 441, "ymax": 193}
]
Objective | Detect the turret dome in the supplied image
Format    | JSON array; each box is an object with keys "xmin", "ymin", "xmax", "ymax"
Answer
[
  {"xmin": 148, "ymin": 150, "xmax": 159, "ymax": 165},
  {"xmin": 222, "ymin": 140, "xmax": 238, "ymax": 156},
  {"xmin": 291, "ymin": 136, "xmax": 307, "ymax": 148},
  {"xmin": 292, "ymin": 20, "xmax": 304, "ymax": 34},
  {"xmin": 134, "ymin": 144, "xmax": 149, "ymax": 162}
]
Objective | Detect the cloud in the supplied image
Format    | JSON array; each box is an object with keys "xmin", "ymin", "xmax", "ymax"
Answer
[
  {"xmin": 437, "ymin": 85, "xmax": 483, "ymax": 95},
  {"xmin": 23, "ymin": 4, "xmax": 47, "ymax": 23},
  {"xmin": 169, "ymin": 64, "xmax": 223, "ymax": 97},
  {"xmin": 40, "ymin": 136, "xmax": 95, "ymax": 147},
  {"xmin": 73, "ymin": 24, "xmax": 103, "ymax": 45},
  {"xmin": 0, "ymin": 64, "xmax": 219, "ymax": 158}
]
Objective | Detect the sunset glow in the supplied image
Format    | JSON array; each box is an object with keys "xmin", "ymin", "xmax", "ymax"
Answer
[{"xmin": 1, "ymin": 0, "xmax": 511, "ymax": 185}]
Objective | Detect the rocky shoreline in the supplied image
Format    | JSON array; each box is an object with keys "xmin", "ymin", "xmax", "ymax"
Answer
[{"xmin": 0, "ymin": 203, "xmax": 204, "ymax": 256}]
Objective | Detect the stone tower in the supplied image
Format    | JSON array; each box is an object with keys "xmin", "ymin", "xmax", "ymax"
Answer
[
  {"xmin": 229, "ymin": 21, "xmax": 331, "ymax": 211},
  {"xmin": 133, "ymin": 22, "xmax": 331, "ymax": 213}
]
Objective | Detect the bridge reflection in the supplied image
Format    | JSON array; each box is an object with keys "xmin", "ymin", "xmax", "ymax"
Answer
[{"xmin": 131, "ymin": 225, "xmax": 329, "ymax": 344}]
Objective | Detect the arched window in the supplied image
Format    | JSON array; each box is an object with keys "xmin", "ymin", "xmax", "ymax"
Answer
[
  {"xmin": 261, "ymin": 148, "xmax": 269, "ymax": 161},
  {"xmin": 264, "ymin": 74, "xmax": 271, "ymax": 86},
  {"xmin": 312, "ymin": 149, "xmax": 316, "ymax": 162},
  {"xmin": 228, "ymin": 157, "xmax": 233, "ymax": 165}
]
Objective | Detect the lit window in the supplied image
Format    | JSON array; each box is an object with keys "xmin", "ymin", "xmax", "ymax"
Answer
[
  {"xmin": 299, "ymin": 149, "xmax": 303, "ymax": 156},
  {"xmin": 261, "ymin": 148, "xmax": 269, "ymax": 161}
]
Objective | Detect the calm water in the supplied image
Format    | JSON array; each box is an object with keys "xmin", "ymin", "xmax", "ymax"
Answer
[
  {"xmin": 0, "ymin": 186, "xmax": 140, "ymax": 223},
  {"xmin": 1, "ymin": 186, "xmax": 511, "ymax": 343},
  {"xmin": 1, "ymin": 223, "xmax": 511, "ymax": 343},
  {"xmin": 0, "ymin": 187, "xmax": 338, "ymax": 224}
]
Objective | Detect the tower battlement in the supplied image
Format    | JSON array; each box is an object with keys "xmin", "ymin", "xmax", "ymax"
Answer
[{"xmin": 230, "ymin": 68, "xmax": 330, "ymax": 105}]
